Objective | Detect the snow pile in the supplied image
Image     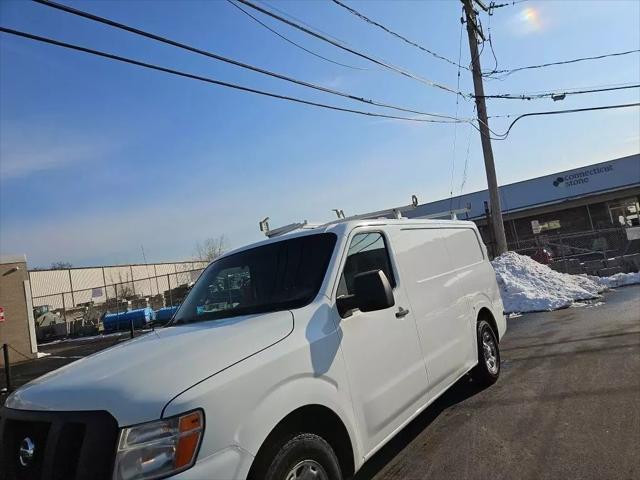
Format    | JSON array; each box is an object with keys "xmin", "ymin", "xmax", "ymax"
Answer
[
  {"xmin": 492, "ymin": 252, "xmax": 608, "ymax": 314},
  {"xmin": 598, "ymin": 271, "xmax": 640, "ymax": 288}
]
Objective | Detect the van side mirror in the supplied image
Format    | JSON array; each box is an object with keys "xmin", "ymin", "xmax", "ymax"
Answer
[{"xmin": 336, "ymin": 270, "xmax": 395, "ymax": 316}]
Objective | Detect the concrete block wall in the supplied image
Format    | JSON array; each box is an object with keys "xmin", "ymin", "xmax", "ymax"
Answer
[{"xmin": 0, "ymin": 255, "xmax": 37, "ymax": 366}]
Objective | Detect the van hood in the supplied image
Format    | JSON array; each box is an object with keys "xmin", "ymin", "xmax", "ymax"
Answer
[{"xmin": 6, "ymin": 311, "xmax": 293, "ymax": 426}]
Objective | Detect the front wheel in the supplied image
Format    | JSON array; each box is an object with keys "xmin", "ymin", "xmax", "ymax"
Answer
[
  {"xmin": 472, "ymin": 320, "xmax": 500, "ymax": 387},
  {"xmin": 263, "ymin": 433, "xmax": 342, "ymax": 480}
]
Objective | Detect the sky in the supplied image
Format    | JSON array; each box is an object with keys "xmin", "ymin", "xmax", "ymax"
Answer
[{"xmin": 1, "ymin": 0, "xmax": 639, "ymax": 268}]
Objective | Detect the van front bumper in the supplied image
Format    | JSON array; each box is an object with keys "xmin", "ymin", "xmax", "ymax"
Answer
[{"xmin": 171, "ymin": 445, "xmax": 254, "ymax": 480}]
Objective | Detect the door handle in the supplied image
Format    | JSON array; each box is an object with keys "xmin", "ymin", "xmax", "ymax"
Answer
[{"xmin": 395, "ymin": 307, "xmax": 410, "ymax": 318}]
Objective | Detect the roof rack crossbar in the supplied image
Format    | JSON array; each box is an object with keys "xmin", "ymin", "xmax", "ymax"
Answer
[
  {"xmin": 325, "ymin": 195, "xmax": 420, "ymax": 225},
  {"xmin": 263, "ymin": 221, "xmax": 309, "ymax": 238},
  {"xmin": 416, "ymin": 207, "xmax": 471, "ymax": 220}
]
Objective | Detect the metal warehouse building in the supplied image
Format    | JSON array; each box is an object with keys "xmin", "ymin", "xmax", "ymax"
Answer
[{"xmin": 408, "ymin": 153, "xmax": 640, "ymax": 270}]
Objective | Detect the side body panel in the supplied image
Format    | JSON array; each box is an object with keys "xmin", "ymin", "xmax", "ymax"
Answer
[{"xmin": 390, "ymin": 226, "xmax": 478, "ymax": 393}]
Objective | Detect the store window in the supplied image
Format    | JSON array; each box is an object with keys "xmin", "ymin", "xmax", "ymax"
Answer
[{"xmin": 608, "ymin": 197, "xmax": 640, "ymax": 227}]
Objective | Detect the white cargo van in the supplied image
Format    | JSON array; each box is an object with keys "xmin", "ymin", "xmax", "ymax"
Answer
[{"xmin": 1, "ymin": 219, "xmax": 505, "ymax": 480}]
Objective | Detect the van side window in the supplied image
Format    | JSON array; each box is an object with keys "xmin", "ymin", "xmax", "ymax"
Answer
[{"xmin": 337, "ymin": 232, "xmax": 395, "ymax": 297}]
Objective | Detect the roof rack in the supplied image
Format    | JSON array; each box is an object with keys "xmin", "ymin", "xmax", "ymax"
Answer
[
  {"xmin": 415, "ymin": 207, "xmax": 471, "ymax": 220},
  {"xmin": 325, "ymin": 195, "xmax": 420, "ymax": 224},
  {"xmin": 260, "ymin": 218, "xmax": 311, "ymax": 238},
  {"xmin": 258, "ymin": 197, "xmax": 471, "ymax": 238}
]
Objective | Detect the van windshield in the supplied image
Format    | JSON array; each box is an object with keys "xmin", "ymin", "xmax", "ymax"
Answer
[{"xmin": 171, "ymin": 233, "xmax": 337, "ymax": 324}]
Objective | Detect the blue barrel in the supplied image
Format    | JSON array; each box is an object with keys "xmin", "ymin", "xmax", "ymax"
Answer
[
  {"xmin": 155, "ymin": 306, "xmax": 179, "ymax": 323},
  {"xmin": 103, "ymin": 307, "xmax": 156, "ymax": 332}
]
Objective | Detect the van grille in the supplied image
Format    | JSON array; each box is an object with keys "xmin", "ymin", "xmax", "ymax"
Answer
[{"xmin": 0, "ymin": 408, "xmax": 118, "ymax": 480}]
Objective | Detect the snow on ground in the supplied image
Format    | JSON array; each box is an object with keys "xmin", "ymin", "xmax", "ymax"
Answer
[
  {"xmin": 598, "ymin": 271, "xmax": 640, "ymax": 288},
  {"xmin": 492, "ymin": 252, "xmax": 640, "ymax": 314}
]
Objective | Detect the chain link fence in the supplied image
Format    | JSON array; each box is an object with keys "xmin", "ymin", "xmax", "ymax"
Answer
[
  {"xmin": 509, "ymin": 227, "xmax": 640, "ymax": 275},
  {"xmin": 30, "ymin": 265, "xmax": 206, "ymax": 342}
]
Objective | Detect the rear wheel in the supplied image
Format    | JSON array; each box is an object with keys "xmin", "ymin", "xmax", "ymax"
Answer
[
  {"xmin": 472, "ymin": 320, "xmax": 500, "ymax": 386},
  {"xmin": 261, "ymin": 433, "xmax": 342, "ymax": 480}
]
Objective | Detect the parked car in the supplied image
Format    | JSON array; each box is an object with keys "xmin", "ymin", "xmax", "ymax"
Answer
[
  {"xmin": 0, "ymin": 218, "xmax": 506, "ymax": 480},
  {"xmin": 531, "ymin": 246, "xmax": 554, "ymax": 265}
]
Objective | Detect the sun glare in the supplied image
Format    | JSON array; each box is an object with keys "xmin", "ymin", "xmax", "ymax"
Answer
[{"xmin": 520, "ymin": 7, "xmax": 542, "ymax": 31}]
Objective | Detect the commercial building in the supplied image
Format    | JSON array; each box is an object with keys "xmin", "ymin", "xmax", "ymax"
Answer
[
  {"xmin": 408, "ymin": 153, "xmax": 640, "ymax": 266},
  {"xmin": 410, "ymin": 153, "xmax": 639, "ymax": 241}
]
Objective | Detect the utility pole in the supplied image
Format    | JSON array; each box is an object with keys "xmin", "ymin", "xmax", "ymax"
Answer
[{"xmin": 462, "ymin": 0, "xmax": 508, "ymax": 255}]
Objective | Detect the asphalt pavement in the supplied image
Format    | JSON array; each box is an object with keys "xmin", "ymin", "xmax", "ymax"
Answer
[
  {"xmin": 0, "ymin": 332, "xmax": 132, "ymax": 397},
  {"xmin": 356, "ymin": 284, "xmax": 640, "ymax": 480}
]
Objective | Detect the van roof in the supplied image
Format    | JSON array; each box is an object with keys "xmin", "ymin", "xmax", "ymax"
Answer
[{"xmin": 215, "ymin": 218, "xmax": 477, "ymax": 263}]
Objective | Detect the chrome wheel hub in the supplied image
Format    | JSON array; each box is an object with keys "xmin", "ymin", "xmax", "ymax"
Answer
[
  {"xmin": 482, "ymin": 330, "xmax": 499, "ymax": 375},
  {"xmin": 285, "ymin": 460, "xmax": 328, "ymax": 480}
]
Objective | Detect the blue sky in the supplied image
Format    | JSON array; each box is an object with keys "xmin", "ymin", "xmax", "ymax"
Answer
[{"xmin": 1, "ymin": 0, "xmax": 639, "ymax": 267}]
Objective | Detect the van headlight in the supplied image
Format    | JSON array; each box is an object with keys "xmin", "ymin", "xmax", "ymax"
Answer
[{"xmin": 113, "ymin": 410, "xmax": 204, "ymax": 480}]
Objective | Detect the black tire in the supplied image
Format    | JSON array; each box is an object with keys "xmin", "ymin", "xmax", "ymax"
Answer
[
  {"xmin": 260, "ymin": 432, "xmax": 343, "ymax": 480},
  {"xmin": 472, "ymin": 319, "xmax": 500, "ymax": 387}
]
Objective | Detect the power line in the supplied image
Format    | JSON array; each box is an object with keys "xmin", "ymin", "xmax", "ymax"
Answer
[
  {"xmin": 458, "ymin": 106, "xmax": 476, "ymax": 197},
  {"xmin": 330, "ymin": 0, "xmax": 469, "ymax": 71},
  {"xmin": 483, "ymin": 8, "xmax": 499, "ymax": 76},
  {"xmin": 495, "ymin": 81, "xmax": 638, "ymax": 97},
  {"xmin": 33, "ymin": 0, "xmax": 457, "ymax": 119},
  {"xmin": 483, "ymin": 49, "xmax": 640, "ymax": 78},
  {"xmin": 0, "ymin": 26, "xmax": 466, "ymax": 124},
  {"xmin": 6, "ymin": 29, "xmax": 630, "ymax": 140},
  {"xmin": 262, "ymin": 0, "xmax": 346, "ymax": 45},
  {"xmin": 478, "ymin": 83, "xmax": 640, "ymax": 100},
  {"xmin": 449, "ymin": 20, "xmax": 465, "ymax": 209},
  {"xmin": 489, "ymin": 0, "xmax": 529, "ymax": 9},
  {"xmin": 491, "ymin": 102, "xmax": 640, "ymax": 139},
  {"xmin": 235, "ymin": 0, "xmax": 465, "ymax": 96},
  {"xmin": 225, "ymin": 0, "xmax": 369, "ymax": 71}
]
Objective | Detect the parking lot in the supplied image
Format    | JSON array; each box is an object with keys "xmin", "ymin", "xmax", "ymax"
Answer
[
  {"xmin": 2, "ymin": 285, "xmax": 639, "ymax": 479},
  {"xmin": 359, "ymin": 284, "xmax": 640, "ymax": 480},
  {"xmin": 1, "ymin": 332, "xmax": 132, "ymax": 394}
]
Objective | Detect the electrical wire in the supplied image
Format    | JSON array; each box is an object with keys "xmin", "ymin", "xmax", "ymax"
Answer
[
  {"xmin": 33, "ymin": 0, "xmax": 458, "ymax": 119},
  {"xmin": 477, "ymin": 83, "xmax": 640, "ymax": 100},
  {"xmin": 235, "ymin": 0, "xmax": 466, "ymax": 96},
  {"xmin": 330, "ymin": 0, "xmax": 469, "ymax": 71},
  {"xmin": 483, "ymin": 49, "xmax": 640, "ymax": 78},
  {"xmin": 262, "ymin": 0, "xmax": 346, "ymax": 44},
  {"xmin": 489, "ymin": 0, "xmax": 529, "ymax": 9},
  {"xmin": 490, "ymin": 81, "xmax": 638, "ymax": 97},
  {"xmin": 225, "ymin": 0, "xmax": 369, "ymax": 71},
  {"xmin": 484, "ymin": 9, "xmax": 499, "ymax": 76},
  {"xmin": 449, "ymin": 21, "xmax": 465, "ymax": 210},
  {"xmin": 0, "ymin": 26, "xmax": 466, "ymax": 124},
  {"xmin": 490, "ymin": 102, "xmax": 640, "ymax": 139},
  {"xmin": 458, "ymin": 105, "xmax": 476, "ymax": 197}
]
